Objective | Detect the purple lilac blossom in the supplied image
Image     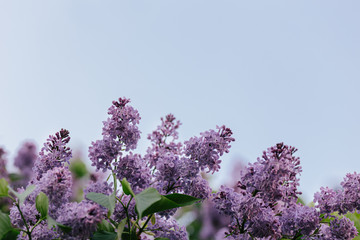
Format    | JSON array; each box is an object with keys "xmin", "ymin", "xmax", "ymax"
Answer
[
  {"xmin": 102, "ymin": 97, "xmax": 141, "ymax": 151},
  {"xmin": 32, "ymin": 167, "xmax": 73, "ymax": 211},
  {"xmin": 88, "ymin": 138, "xmax": 121, "ymax": 172},
  {"xmin": 153, "ymin": 152, "xmax": 184, "ymax": 194},
  {"xmin": 314, "ymin": 186, "xmax": 340, "ymax": 216},
  {"xmin": 13, "ymin": 142, "xmax": 37, "ymax": 188},
  {"xmin": 314, "ymin": 172, "xmax": 360, "ymax": 215},
  {"xmin": 319, "ymin": 217, "xmax": 358, "ymax": 240},
  {"xmin": 238, "ymin": 143, "xmax": 302, "ymax": 204},
  {"xmin": 113, "ymin": 152, "xmax": 151, "ymax": 193},
  {"xmin": 146, "ymin": 114, "xmax": 182, "ymax": 167},
  {"xmin": 9, "ymin": 202, "xmax": 38, "ymax": 229},
  {"xmin": 339, "ymin": 172, "xmax": 360, "ymax": 213},
  {"xmin": 113, "ymin": 194, "xmax": 136, "ymax": 222},
  {"xmin": 181, "ymin": 175, "xmax": 212, "ymax": 199},
  {"xmin": 83, "ymin": 181, "xmax": 113, "ymax": 197},
  {"xmin": 146, "ymin": 216, "xmax": 188, "ymax": 240},
  {"xmin": 57, "ymin": 201, "xmax": 105, "ymax": 240},
  {"xmin": 32, "ymin": 129, "xmax": 72, "ymax": 180},
  {"xmin": 184, "ymin": 125, "xmax": 235, "ymax": 173},
  {"xmin": 213, "ymin": 188, "xmax": 281, "ymax": 237},
  {"xmin": 212, "ymin": 185, "xmax": 242, "ymax": 218},
  {"xmin": 17, "ymin": 222, "xmax": 60, "ymax": 240},
  {"xmin": 280, "ymin": 203, "xmax": 320, "ymax": 237},
  {"xmin": 0, "ymin": 147, "xmax": 8, "ymax": 179},
  {"xmin": 89, "ymin": 97, "xmax": 141, "ymax": 172},
  {"xmin": 199, "ymin": 200, "xmax": 231, "ymax": 240}
]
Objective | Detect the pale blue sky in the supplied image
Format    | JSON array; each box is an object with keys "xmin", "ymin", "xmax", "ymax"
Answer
[{"xmin": 1, "ymin": 1, "xmax": 359, "ymax": 202}]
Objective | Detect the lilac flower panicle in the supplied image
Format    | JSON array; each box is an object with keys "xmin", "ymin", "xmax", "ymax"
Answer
[
  {"xmin": 181, "ymin": 176, "xmax": 212, "ymax": 200},
  {"xmin": 13, "ymin": 142, "xmax": 37, "ymax": 188},
  {"xmin": 56, "ymin": 201, "xmax": 105, "ymax": 239},
  {"xmin": 339, "ymin": 172, "xmax": 360, "ymax": 213},
  {"xmin": 327, "ymin": 217, "xmax": 358, "ymax": 240},
  {"xmin": 89, "ymin": 97, "xmax": 141, "ymax": 173},
  {"xmin": 113, "ymin": 194, "xmax": 136, "ymax": 222},
  {"xmin": 0, "ymin": 147, "xmax": 8, "ymax": 179},
  {"xmin": 146, "ymin": 114, "xmax": 182, "ymax": 167},
  {"xmin": 314, "ymin": 172, "xmax": 360, "ymax": 215},
  {"xmin": 113, "ymin": 152, "xmax": 151, "ymax": 193},
  {"xmin": 246, "ymin": 206, "xmax": 281, "ymax": 239},
  {"xmin": 238, "ymin": 143, "xmax": 302, "ymax": 204},
  {"xmin": 184, "ymin": 125, "xmax": 235, "ymax": 173},
  {"xmin": 33, "ymin": 167, "xmax": 73, "ymax": 212},
  {"xmin": 17, "ymin": 222, "xmax": 60, "ymax": 240},
  {"xmin": 9, "ymin": 202, "xmax": 38, "ymax": 228},
  {"xmin": 146, "ymin": 217, "xmax": 188, "ymax": 240},
  {"xmin": 89, "ymin": 138, "xmax": 120, "ymax": 172},
  {"xmin": 103, "ymin": 97, "xmax": 141, "ymax": 151},
  {"xmin": 212, "ymin": 186, "xmax": 242, "ymax": 218},
  {"xmin": 33, "ymin": 129, "xmax": 72, "ymax": 180},
  {"xmin": 153, "ymin": 153, "xmax": 184, "ymax": 194},
  {"xmin": 314, "ymin": 186, "xmax": 341, "ymax": 215},
  {"xmin": 83, "ymin": 181, "xmax": 113, "ymax": 196},
  {"xmin": 280, "ymin": 203, "xmax": 320, "ymax": 237}
]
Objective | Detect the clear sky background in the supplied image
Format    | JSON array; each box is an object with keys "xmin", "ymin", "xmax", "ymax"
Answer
[{"xmin": 1, "ymin": 1, "xmax": 359, "ymax": 202}]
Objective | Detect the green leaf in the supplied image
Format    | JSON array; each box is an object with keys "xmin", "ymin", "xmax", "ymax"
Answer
[
  {"xmin": 47, "ymin": 216, "xmax": 72, "ymax": 233},
  {"xmin": 0, "ymin": 178, "xmax": 9, "ymax": 197},
  {"xmin": 116, "ymin": 218, "xmax": 126, "ymax": 240},
  {"xmin": 135, "ymin": 188, "xmax": 162, "ymax": 218},
  {"xmin": 109, "ymin": 193, "xmax": 116, "ymax": 215},
  {"xmin": 86, "ymin": 192, "xmax": 115, "ymax": 214},
  {"xmin": 8, "ymin": 174, "xmax": 22, "ymax": 183},
  {"xmin": 9, "ymin": 185, "xmax": 36, "ymax": 206},
  {"xmin": 151, "ymin": 214, "xmax": 156, "ymax": 225},
  {"xmin": 0, "ymin": 211, "xmax": 12, "ymax": 239},
  {"xmin": 57, "ymin": 224, "xmax": 72, "ymax": 233},
  {"xmin": 69, "ymin": 159, "xmax": 88, "ymax": 179},
  {"xmin": 121, "ymin": 178, "xmax": 135, "ymax": 197},
  {"xmin": 134, "ymin": 188, "xmax": 200, "ymax": 218},
  {"xmin": 91, "ymin": 231, "xmax": 117, "ymax": 240},
  {"xmin": 2, "ymin": 229, "xmax": 20, "ymax": 240},
  {"xmin": 164, "ymin": 193, "xmax": 200, "ymax": 206},
  {"xmin": 97, "ymin": 220, "xmax": 114, "ymax": 232},
  {"xmin": 35, "ymin": 192, "xmax": 49, "ymax": 218},
  {"xmin": 47, "ymin": 216, "xmax": 57, "ymax": 229}
]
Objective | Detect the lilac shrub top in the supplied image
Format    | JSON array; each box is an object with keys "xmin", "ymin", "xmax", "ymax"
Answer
[
  {"xmin": 2, "ymin": 97, "xmax": 360, "ymax": 240},
  {"xmin": 89, "ymin": 97, "xmax": 234, "ymax": 200},
  {"xmin": 212, "ymin": 143, "xmax": 359, "ymax": 240},
  {"xmin": 2, "ymin": 97, "xmax": 235, "ymax": 240}
]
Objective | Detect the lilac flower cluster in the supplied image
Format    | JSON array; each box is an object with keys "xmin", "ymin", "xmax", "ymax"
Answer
[
  {"xmin": 13, "ymin": 142, "xmax": 37, "ymax": 189},
  {"xmin": 89, "ymin": 97, "xmax": 141, "ymax": 172},
  {"xmin": 212, "ymin": 186, "xmax": 280, "ymax": 239},
  {"xmin": 319, "ymin": 217, "xmax": 358, "ymax": 240},
  {"xmin": 32, "ymin": 129, "xmax": 72, "ymax": 180},
  {"xmin": 213, "ymin": 143, "xmax": 359, "ymax": 239},
  {"xmin": 238, "ymin": 143, "xmax": 302, "ymax": 203},
  {"xmin": 57, "ymin": 201, "xmax": 104, "ymax": 239},
  {"xmin": 0, "ymin": 147, "xmax": 8, "ymax": 179},
  {"xmin": 4, "ymin": 97, "xmax": 359, "ymax": 239},
  {"xmin": 89, "ymin": 98, "xmax": 234, "ymax": 209},
  {"xmin": 84, "ymin": 98, "xmax": 235, "ymax": 238},
  {"xmin": 184, "ymin": 125, "xmax": 234, "ymax": 173},
  {"xmin": 10, "ymin": 129, "xmax": 105, "ymax": 239},
  {"xmin": 145, "ymin": 216, "xmax": 188, "ymax": 240},
  {"xmin": 314, "ymin": 172, "xmax": 360, "ymax": 215}
]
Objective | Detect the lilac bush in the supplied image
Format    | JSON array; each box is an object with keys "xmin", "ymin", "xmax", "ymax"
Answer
[
  {"xmin": 0, "ymin": 97, "xmax": 359, "ymax": 240},
  {"xmin": 212, "ymin": 143, "xmax": 359, "ymax": 240},
  {"xmin": 0, "ymin": 97, "xmax": 235, "ymax": 240}
]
